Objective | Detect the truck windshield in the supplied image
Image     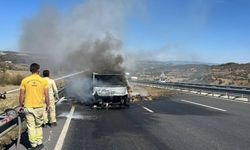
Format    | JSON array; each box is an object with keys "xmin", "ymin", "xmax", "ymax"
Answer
[{"xmin": 94, "ymin": 74, "xmax": 127, "ymax": 87}]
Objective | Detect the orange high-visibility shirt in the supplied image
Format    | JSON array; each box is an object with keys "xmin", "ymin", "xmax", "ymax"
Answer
[{"xmin": 20, "ymin": 74, "xmax": 48, "ymax": 108}]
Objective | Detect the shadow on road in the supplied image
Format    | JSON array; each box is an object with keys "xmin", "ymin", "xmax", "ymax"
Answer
[{"xmin": 5, "ymin": 131, "xmax": 31, "ymax": 149}]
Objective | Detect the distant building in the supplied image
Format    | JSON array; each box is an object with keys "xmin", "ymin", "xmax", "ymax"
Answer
[
  {"xmin": 0, "ymin": 51, "xmax": 6, "ymax": 55},
  {"xmin": 131, "ymin": 76, "xmax": 138, "ymax": 81},
  {"xmin": 159, "ymin": 72, "xmax": 166, "ymax": 82},
  {"xmin": 5, "ymin": 61, "xmax": 12, "ymax": 64}
]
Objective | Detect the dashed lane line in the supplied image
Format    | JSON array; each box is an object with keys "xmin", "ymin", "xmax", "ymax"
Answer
[
  {"xmin": 181, "ymin": 99, "xmax": 227, "ymax": 112},
  {"xmin": 54, "ymin": 105, "xmax": 75, "ymax": 150},
  {"xmin": 183, "ymin": 92, "xmax": 250, "ymax": 105},
  {"xmin": 142, "ymin": 106, "xmax": 154, "ymax": 113}
]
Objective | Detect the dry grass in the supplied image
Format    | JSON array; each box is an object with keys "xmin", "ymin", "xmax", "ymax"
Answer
[
  {"xmin": 131, "ymin": 86, "xmax": 176, "ymax": 102},
  {"xmin": 0, "ymin": 97, "xmax": 19, "ymax": 113},
  {"xmin": 55, "ymin": 80, "xmax": 65, "ymax": 89},
  {"xmin": 0, "ymin": 85, "xmax": 19, "ymax": 92},
  {"xmin": 0, "ymin": 86, "xmax": 25, "ymax": 149},
  {"xmin": 0, "ymin": 122, "xmax": 27, "ymax": 149},
  {"xmin": 143, "ymin": 86, "xmax": 176, "ymax": 98},
  {"xmin": 0, "ymin": 72, "xmax": 25, "ymax": 86},
  {"xmin": 0, "ymin": 87, "xmax": 19, "ymax": 113},
  {"xmin": 0, "ymin": 97, "xmax": 27, "ymax": 149}
]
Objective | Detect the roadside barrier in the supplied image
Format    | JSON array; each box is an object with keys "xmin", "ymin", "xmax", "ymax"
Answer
[
  {"xmin": 0, "ymin": 70, "xmax": 85, "ymax": 148},
  {"xmin": 132, "ymin": 80, "xmax": 250, "ymax": 102}
]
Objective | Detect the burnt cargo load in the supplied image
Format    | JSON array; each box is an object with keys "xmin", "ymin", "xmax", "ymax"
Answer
[{"xmin": 92, "ymin": 73, "xmax": 130, "ymax": 108}]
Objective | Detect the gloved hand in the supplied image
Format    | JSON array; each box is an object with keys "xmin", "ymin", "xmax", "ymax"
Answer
[{"xmin": 18, "ymin": 107, "xmax": 24, "ymax": 113}]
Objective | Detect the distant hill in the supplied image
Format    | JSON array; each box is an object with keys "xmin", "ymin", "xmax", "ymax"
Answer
[
  {"xmin": 132, "ymin": 61, "xmax": 250, "ymax": 87},
  {"xmin": 137, "ymin": 60, "xmax": 216, "ymax": 65},
  {"xmin": 0, "ymin": 50, "xmax": 30, "ymax": 64},
  {"xmin": 0, "ymin": 50, "xmax": 50, "ymax": 64}
]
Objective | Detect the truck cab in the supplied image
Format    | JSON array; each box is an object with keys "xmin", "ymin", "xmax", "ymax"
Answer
[{"xmin": 92, "ymin": 73, "xmax": 130, "ymax": 108}]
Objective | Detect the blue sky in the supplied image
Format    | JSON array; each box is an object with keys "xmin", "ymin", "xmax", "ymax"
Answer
[{"xmin": 0, "ymin": 0, "xmax": 250, "ymax": 63}]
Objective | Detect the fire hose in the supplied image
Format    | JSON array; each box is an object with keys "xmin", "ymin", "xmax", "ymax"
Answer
[
  {"xmin": 16, "ymin": 113, "xmax": 21, "ymax": 150},
  {"xmin": 16, "ymin": 108, "xmax": 28, "ymax": 150}
]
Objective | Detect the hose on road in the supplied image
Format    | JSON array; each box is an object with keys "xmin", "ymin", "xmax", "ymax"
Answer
[
  {"xmin": 15, "ymin": 108, "xmax": 25, "ymax": 150},
  {"xmin": 16, "ymin": 115, "xmax": 21, "ymax": 150}
]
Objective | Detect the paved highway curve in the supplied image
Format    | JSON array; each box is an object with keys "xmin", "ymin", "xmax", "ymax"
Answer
[{"xmin": 10, "ymin": 93, "xmax": 250, "ymax": 150}]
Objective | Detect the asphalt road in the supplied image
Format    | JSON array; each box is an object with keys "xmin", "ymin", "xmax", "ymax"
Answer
[{"xmin": 10, "ymin": 93, "xmax": 250, "ymax": 150}]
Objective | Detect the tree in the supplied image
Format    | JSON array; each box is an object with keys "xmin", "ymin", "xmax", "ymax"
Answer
[{"xmin": 0, "ymin": 62, "xmax": 7, "ymax": 73}]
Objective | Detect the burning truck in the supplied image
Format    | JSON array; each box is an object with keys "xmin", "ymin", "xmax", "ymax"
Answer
[{"xmin": 92, "ymin": 73, "xmax": 130, "ymax": 108}]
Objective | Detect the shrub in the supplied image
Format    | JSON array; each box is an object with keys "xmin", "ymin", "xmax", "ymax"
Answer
[
  {"xmin": 0, "ymin": 73, "xmax": 24, "ymax": 86},
  {"xmin": 11, "ymin": 74, "xmax": 23, "ymax": 85}
]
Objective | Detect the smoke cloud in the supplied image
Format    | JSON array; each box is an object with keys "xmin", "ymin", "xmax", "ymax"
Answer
[
  {"xmin": 19, "ymin": 0, "xmax": 145, "ymax": 73},
  {"xmin": 65, "ymin": 34, "xmax": 124, "ymax": 73},
  {"xmin": 19, "ymin": 0, "xmax": 146, "ymax": 102}
]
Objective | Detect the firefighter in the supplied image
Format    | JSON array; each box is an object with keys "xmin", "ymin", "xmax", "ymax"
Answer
[
  {"xmin": 19, "ymin": 63, "xmax": 50, "ymax": 149},
  {"xmin": 42, "ymin": 70, "xmax": 59, "ymax": 127}
]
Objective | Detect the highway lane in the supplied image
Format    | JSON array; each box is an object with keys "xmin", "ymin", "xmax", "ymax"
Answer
[
  {"xmin": 62, "ymin": 104, "xmax": 168, "ymax": 150},
  {"xmin": 174, "ymin": 93, "xmax": 250, "ymax": 115},
  {"xmin": 9, "ymin": 93, "xmax": 250, "ymax": 150},
  {"xmin": 61, "ymin": 93, "xmax": 250, "ymax": 150},
  {"xmin": 140, "ymin": 94, "xmax": 250, "ymax": 150}
]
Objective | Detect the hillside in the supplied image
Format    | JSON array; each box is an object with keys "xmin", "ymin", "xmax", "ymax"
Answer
[
  {"xmin": 0, "ymin": 51, "xmax": 30, "ymax": 64},
  {"xmin": 0, "ymin": 51, "xmax": 249, "ymax": 87},
  {"xmin": 132, "ymin": 61, "xmax": 250, "ymax": 87}
]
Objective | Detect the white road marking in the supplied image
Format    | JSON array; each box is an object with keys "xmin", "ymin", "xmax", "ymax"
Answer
[
  {"xmin": 5, "ymin": 71, "xmax": 86, "ymax": 94},
  {"xmin": 183, "ymin": 91, "xmax": 250, "ymax": 105},
  {"xmin": 54, "ymin": 70, "xmax": 86, "ymax": 81},
  {"xmin": 56, "ymin": 97, "xmax": 66, "ymax": 105},
  {"xmin": 6, "ymin": 88, "xmax": 19, "ymax": 94},
  {"xmin": 142, "ymin": 106, "xmax": 154, "ymax": 113},
  {"xmin": 181, "ymin": 100, "xmax": 227, "ymax": 112},
  {"xmin": 54, "ymin": 105, "xmax": 75, "ymax": 150}
]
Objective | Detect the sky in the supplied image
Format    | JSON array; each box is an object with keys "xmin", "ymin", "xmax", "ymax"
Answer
[{"xmin": 0, "ymin": 0, "xmax": 250, "ymax": 63}]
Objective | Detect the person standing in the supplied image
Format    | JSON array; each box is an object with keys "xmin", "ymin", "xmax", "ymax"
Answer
[
  {"xmin": 19, "ymin": 63, "xmax": 50, "ymax": 149},
  {"xmin": 43, "ymin": 70, "xmax": 59, "ymax": 127}
]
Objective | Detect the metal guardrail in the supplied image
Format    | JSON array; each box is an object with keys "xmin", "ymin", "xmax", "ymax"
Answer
[
  {"xmin": 132, "ymin": 80, "xmax": 250, "ymax": 101},
  {"xmin": 0, "ymin": 70, "xmax": 86, "ymax": 138},
  {"xmin": 0, "ymin": 108, "xmax": 25, "ymax": 137},
  {"xmin": 0, "ymin": 87, "xmax": 65, "ymax": 138}
]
